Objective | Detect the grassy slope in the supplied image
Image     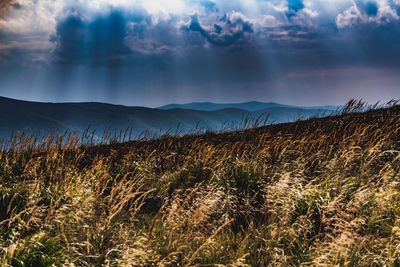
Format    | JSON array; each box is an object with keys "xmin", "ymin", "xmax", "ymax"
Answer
[{"xmin": 1, "ymin": 106, "xmax": 400, "ymax": 266}]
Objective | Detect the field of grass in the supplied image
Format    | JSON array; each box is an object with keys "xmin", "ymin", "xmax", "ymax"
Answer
[{"xmin": 2, "ymin": 102, "xmax": 400, "ymax": 266}]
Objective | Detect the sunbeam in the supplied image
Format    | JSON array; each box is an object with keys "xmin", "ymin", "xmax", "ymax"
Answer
[{"xmin": 1, "ymin": 0, "xmax": 400, "ymax": 106}]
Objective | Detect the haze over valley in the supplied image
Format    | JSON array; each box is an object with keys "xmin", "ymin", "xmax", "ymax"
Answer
[{"xmin": 0, "ymin": 96, "xmax": 336, "ymax": 139}]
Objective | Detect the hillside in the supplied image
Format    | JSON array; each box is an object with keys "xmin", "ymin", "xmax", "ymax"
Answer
[
  {"xmin": 1, "ymin": 105, "xmax": 400, "ymax": 265},
  {"xmin": 0, "ymin": 97, "xmax": 333, "ymax": 139}
]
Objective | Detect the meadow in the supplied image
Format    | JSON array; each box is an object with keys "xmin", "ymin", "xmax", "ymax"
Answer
[{"xmin": 1, "ymin": 100, "xmax": 400, "ymax": 266}]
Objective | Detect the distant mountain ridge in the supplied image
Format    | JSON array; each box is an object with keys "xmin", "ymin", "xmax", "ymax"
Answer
[
  {"xmin": 158, "ymin": 101, "xmax": 338, "ymax": 112},
  {"xmin": 0, "ymin": 96, "xmax": 337, "ymax": 140}
]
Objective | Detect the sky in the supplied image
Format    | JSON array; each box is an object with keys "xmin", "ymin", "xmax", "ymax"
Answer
[{"xmin": 1, "ymin": 0, "xmax": 400, "ymax": 107}]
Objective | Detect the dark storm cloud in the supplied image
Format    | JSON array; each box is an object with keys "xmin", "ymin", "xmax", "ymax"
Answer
[
  {"xmin": 3, "ymin": 0, "xmax": 400, "ymax": 106},
  {"xmin": 365, "ymin": 2, "xmax": 378, "ymax": 16},
  {"xmin": 355, "ymin": 0, "xmax": 379, "ymax": 16},
  {"xmin": 286, "ymin": 0, "xmax": 305, "ymax": 18},
  {"xmin": 11, "ymin": 2, "xmax": 22, "ymax": 10},
  {"xmin": 51, "ymin": 9, "xmax": 135, "ymax": 63},
  {"xmin": 288, "ymin": 0, "xmax": 304, "ymax": 12},
  {"xmin": 183, "ymin": 13, "xmax": 253, "ymax": 46}
]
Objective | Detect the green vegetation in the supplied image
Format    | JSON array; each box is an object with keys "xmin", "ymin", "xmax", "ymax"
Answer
[{"xmin": 2, "ymin": 102, "xmax": 400, "ymax": 266}]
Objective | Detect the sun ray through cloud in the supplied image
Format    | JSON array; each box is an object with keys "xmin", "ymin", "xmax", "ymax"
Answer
[{"xmin": 1, "ymin": 0, "xmax": 400, "ymax": 105}]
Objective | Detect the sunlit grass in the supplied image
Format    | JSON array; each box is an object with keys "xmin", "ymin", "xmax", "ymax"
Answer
[{"xmin": 1, "ymin": 100, "xmax": 400, "ymax": 265}]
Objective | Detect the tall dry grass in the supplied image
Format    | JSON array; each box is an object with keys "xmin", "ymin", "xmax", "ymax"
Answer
[{"xmin": 1, "ymin": 101, "xmax": 400, "ymax": 265}]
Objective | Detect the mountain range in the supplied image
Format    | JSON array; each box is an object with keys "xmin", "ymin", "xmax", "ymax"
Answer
[
  {"xmin": 0, "ymin": 96, "xmax": 338, "ymax": 140},
  {"xmin": 158, "ymin": 101, "xmax": 338, "ymax": 111}
]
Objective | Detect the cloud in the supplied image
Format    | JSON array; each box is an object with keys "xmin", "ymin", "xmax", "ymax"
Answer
[
  {"xmin": 198, "ymin": 0, "xmax": 218, "ymax": 13},
  {"xmin": 2, "ymin": 0, "xmax": 400, "ymax": 69},
  {"xmin": 336, "ymin": 0, "xmax": 399, "ymax": 28},
  {"xmin": 51, "ymin": 8, "xmax": 133, "ymax": 63},
  {"xmin": 0, "ymin": 0, "xmax": 16, "ymax": 17},
  {"xmin": 182, "ymin": 12, "xmax": 253, "ymax": 46},
  {"xmin": 3, "ymin": 0, "xmax": 400, "ymax": 106},
  {"xmin": 288, "ymin": 0, "xmax": 305, "ymax": 13},
  {"xmin": 365, "ymin": 1, "xmax": 379, "ymax": 16},
  {"xmin": 285, "ymin": 0, "xmax": 309, "ymax": 19}
]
